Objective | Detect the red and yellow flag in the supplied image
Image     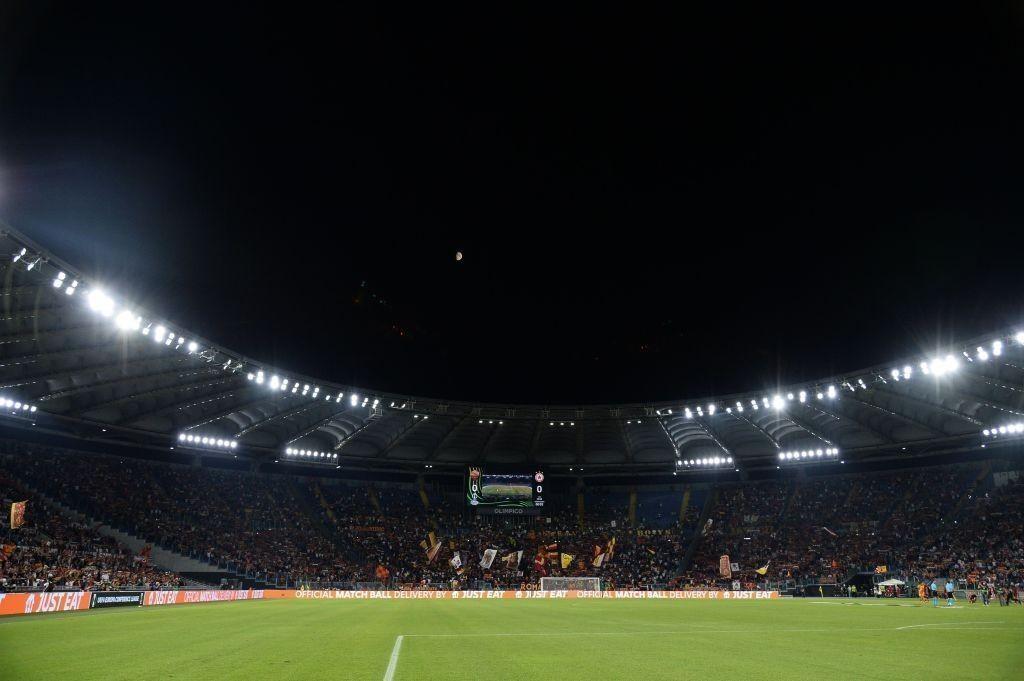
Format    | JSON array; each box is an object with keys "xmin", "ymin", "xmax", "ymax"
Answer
[{"xmin": 10, "ymin": 500, "xmax": 26, "ymax": 530}]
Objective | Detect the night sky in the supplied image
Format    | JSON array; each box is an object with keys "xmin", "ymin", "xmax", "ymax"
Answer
[{"xmin": 1, "ymin": 4, "xmax": 1023, "ymax": 404}]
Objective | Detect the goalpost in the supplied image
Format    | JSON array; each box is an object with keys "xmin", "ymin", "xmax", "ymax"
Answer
[{"xmin": 539, "ymin": 577, "xmax": 601, "ymax": 591}]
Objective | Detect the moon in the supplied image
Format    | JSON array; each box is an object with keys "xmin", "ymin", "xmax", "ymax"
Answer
[{"xmin": 455, "ymin": 251, "xmax": 463, "ymax": 261}]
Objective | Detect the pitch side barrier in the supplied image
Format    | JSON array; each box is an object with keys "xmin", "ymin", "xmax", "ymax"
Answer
[
  {"xmin": 0, "ymin": 588, "xmax": 294, "ymax": 617},
  {"xmin": 0, "ymin": 589, "xmax": 779, "ymax": 616},
  {"xmin": 293, "ymin": 590, "xmax": 780, "ymax": 600}
]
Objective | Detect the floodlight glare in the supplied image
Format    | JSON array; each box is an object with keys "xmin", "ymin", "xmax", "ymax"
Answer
[
  {"xmin": 87, "ymin": 289, "xmax": 115, "ymax": 317},
  {"xmin": 115, "ymin": 310, "xmax": 138, "ymax": 330}
]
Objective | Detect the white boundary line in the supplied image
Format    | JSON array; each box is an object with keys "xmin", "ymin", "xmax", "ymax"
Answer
[
  {"xmin": 383, "ymin": 635, "xmax": 403, "ymax": 681},
  {"xmin": 895, "ymin": 622, "xmax": 1003, "ymax": 630},
  {"xmin": 399, "ymin": 623, "xmax": 1008, "ymax": 638}
]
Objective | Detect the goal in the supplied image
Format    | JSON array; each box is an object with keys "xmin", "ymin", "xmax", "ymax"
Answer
[{"xmin": 539, "ymin": 577, "xmax": 601, "ymax": 591}]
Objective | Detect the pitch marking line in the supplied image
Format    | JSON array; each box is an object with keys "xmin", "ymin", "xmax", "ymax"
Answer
[
  {"xmin": 895, "ymin": 622, "xmax": 1003, "ymax": 630},
  {"xmin": 383, "ymin": 635, "xmax": 404, "ymax": 681}
]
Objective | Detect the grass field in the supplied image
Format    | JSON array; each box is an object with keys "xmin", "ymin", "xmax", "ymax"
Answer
[{"xmin": 1, "ymin": 598, "xmax": 1022, "ymax": 680}]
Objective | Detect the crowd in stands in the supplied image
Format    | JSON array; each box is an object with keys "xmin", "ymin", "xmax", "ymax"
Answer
[
  {"xmin": 0, "ymin": 465, "xmax": 181, "ymax": 592},
  {"xmin": 679, "ymin": 463, "xmax": 1024, "ymax": 592},
  {"xmin": 1, "ymin": 439, "xmax": 1022, "ymax": 593},
  {"xmin": 1, "ymin": 444, "xmax": 350, "ymax": 586}
]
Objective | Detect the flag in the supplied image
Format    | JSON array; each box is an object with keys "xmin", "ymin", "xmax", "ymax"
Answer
[
  {"xmin": 822, "ymin": 526, "xmax": 837, "ymax": 537},
  {"xmin": 503, "ymin": 550, "xmax": 523, "ymax": 569},
  {"xmin": 423, "ymin": 533, "xmax": 443, "ymax": 562},
  {"xmin": 480, "ymin": 549, "xmax": 497, "ymax": 569},
  {"xmin": 0, "ymin": 543, "xmax": 14, "ymax": 561},
  {"xmin": 755, "ymin": 561, "xmax": 770, "ymax": 576},
  {"xmin": 593, "ymin": 553, "xmax": 605, "ymax": 568},
  {"xmin": 450, "ymin": 552, "xmax": 462, "ymax": 570},
  {"xmin": 719, "ymin": 554, "xmax": 732, "ymax": 578},
  {"xmin": 533, "ymin": 552, "xmax": 548, "ymax": 577},
  {"xmin": 10, "ymin": 501, "xmax": 26, "ymax": 529},
  {"xmin": 375, "ymin": 564, "xmax": 390, "ymax": 581},
  {"xmin": 605, "ymin": 537, "xmax": 616, "ymax": 563},
  {"xmin": 560, "ymin": 553, "xmax": 574, "ymax": 569}
]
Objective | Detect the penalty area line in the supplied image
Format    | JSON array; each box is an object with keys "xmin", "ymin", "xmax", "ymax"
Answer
[{"xmin": 383, "ymin": 635, "xmax": 403, "ymax": 681}]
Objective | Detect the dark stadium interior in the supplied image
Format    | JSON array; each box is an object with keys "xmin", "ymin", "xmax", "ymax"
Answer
[{"xmin": 0, "ymin": 7, "xmax": 1023, "ymax": 680}]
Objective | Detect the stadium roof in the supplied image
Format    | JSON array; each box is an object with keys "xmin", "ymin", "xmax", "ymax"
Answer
[{"xmin": 0, "ymin": 224, "xmax": 1020, "ymax": 476}]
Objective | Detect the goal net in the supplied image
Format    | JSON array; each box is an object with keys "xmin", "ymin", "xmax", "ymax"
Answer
[{"xmin": 539, "ymin": 577, "xmax": 601, "ymax": 591}]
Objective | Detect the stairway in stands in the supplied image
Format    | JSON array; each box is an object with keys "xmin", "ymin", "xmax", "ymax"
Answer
[{"xmin": 676, "ymin": 486, "xmax": 717, "ymax": 575}]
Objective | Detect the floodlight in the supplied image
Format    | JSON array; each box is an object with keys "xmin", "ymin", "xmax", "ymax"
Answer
[
  {"xmin": 87, "ymin": 290, "xmax": 115, "ymax": 316},
  {"xmin": 115, "ymin": 310, "xmax": 139, "ymax": 330}
]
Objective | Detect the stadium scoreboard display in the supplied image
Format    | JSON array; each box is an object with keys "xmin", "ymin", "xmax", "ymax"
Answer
[{"xmin": 467, "ymin": 467, "xmax": 545, "ymax": 514}]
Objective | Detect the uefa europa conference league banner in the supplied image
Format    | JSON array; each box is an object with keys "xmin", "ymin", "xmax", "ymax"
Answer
[
  {"xmin": 0, "ymin": 589, "xmax": 778, "ymax": 616},
  {"xmin": 90, "ymin": 591, "xmax": 144, "ymax": 608}
]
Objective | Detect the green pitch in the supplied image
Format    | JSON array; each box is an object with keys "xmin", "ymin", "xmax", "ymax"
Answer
[
  {"xmin": 1, "ymin": 598, "xmax": 1022, "ymax": 680},
  {"xmin": 481, "ymin": 484, "xmax": 532, "ymax": 499}
]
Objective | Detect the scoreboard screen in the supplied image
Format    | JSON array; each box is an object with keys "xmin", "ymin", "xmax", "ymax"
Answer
[{"xmin": 467, "ymin": 467, "xmax": 545, "ymax": 515}]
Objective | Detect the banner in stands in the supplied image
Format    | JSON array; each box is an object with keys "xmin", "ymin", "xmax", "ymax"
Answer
[
  {"xmin": 90, "ymin": 591, "xmax": 143, "ymax": 608},
  {"xmin": 0, "ymin": 591, "xmax": 91, "ymax": 616},
  {"xmin": 293, "ymin": 590, "xmax": 780, "ymax": 600}
]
